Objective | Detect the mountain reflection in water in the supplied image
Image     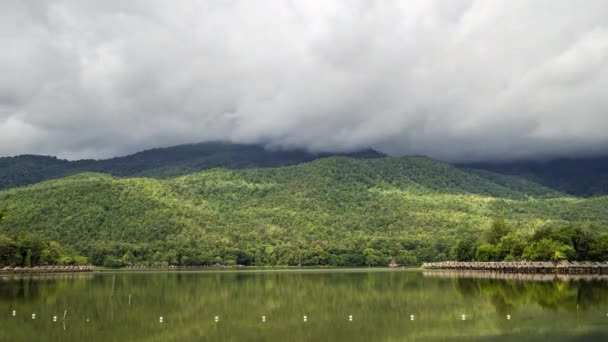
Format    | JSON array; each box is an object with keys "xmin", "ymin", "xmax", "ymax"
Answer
[{"xmin": 1, "ymin": 269, "xmax": 608, "ymax": 341}]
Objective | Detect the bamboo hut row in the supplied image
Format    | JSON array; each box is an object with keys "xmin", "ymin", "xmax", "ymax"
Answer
[
  {"xmin": 422, "ymin": 261, "xmax": 608, "ymax": 274},
  {"xmin": 0, "ymin": 265, "xmax": 95, "ymax": 274},
  {"xmin": 124, "ymin": 264, "xmax": 245, "ymax": 270},
  {"xmin": 422, "ymin": 270, "xmax": 608, "ymax": 282}
]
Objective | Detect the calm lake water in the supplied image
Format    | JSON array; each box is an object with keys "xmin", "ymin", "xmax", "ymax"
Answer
[{"xmin": 2, "ymin": 268, "xmax": 608, "ymax": 341}]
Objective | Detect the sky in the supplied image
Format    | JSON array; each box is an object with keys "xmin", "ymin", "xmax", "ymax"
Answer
[{"xmin": 1, "ymin": 0, "xmax": 608, "ymax": 162}]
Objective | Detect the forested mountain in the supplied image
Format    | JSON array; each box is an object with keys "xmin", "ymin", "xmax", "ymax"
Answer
[
  {"xmin": 0, "ymin": 142, "xmax": 384, "ymax": 190},
  {"xmin": 3, "ymin": 142, "xmax": 607, "ymax": 197},
  {"xmin": 1, "ymin": 155, "xmax": 607, "ymax": 267},
  {"xmin": 462, "ymin": 155, "xmax": 608, "ymax": 197}
]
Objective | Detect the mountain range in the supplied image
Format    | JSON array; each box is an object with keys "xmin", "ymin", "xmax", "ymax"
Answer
[
  {"xmin": 0, "ymin": 142, "xmax": 384, "ymax": 191},
  {"xmin": 1, "ymin": 142, "xmax": 607, "ymax": 267}
]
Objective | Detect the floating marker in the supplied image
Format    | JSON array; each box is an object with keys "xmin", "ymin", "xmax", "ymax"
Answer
[
  {"xmin": 348, "ymin": 315, "xmax": 353, "ymax": 321},
  {"xmin": 53, "ymin": 316, "xmax": 57, "ymax": 322},
  {"xmin": 507, "ymin": 314, "xmax": 511, "ymax": 320},
  {"xmin": 32, "ymin": 313, "xmax": 36, "ymax": 320},
  {"xmin": 215, "ymin": 316, "xmax": 219, "ymax": 322},
  {"xmin": 12, "ymin": 310, "xmax": 16, "ymax": 317},
  {"xmin": 86, "ymin": 318, "xmax": 90, "ymax": 322},
  {"xmin": 461, "ymin": 314, "xmax": 466, "ymax": 321},
  {"xmin": 410, "ymin": 314, "xmax": 415, "ymax": 321},
  {"xmin": 159, "ymin": 316, "xmax": 164, "ymax": 323},
  {"xmin": 262, "ymin": 315, "xmax": 266, "ymax": 322},
  {"xmin": 303, "ymin": 315, "xmax": 308, "ymax": 322}
]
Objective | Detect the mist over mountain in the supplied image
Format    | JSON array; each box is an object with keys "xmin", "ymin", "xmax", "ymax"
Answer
[{"xmin": 0, "ymin": 142, "xmax": 384, "ymax": 190}]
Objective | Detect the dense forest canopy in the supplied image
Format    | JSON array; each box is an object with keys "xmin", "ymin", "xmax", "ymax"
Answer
[{"xmin": 1, "ymin": 154, "xmax": 607, "ymax": 268}]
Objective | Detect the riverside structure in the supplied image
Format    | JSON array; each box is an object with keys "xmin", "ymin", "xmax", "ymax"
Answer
[
  {"xmin": 422, "ymin": 261, "xmax": 608, "ymax": 274},
  {"xmin": 0, "ymin": 265, "xmax": 95, "ymax": 274}
]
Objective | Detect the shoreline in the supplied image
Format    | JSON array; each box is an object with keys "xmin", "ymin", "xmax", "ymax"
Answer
[{"xmin": 1, "ymin": 265, "xmax": 417, "ymax": 276}]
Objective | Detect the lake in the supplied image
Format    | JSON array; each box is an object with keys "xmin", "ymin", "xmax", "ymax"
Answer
[{"xmin": 1, "ymin": 268, "xmax": 608, "ymax": 341}]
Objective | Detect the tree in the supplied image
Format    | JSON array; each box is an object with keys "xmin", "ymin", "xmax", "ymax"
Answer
[
  {"xmin": 450, "ymin": 239, "xmax": 475, "ymax": 261},
  {"xmin": 497, "ymin": 233, "xmax": 526, "ymax": 260},
  {"xmin": 589, "ymin": 233, "xmax": 608, "ymax": 261},
  {"xmin": 486, "ymin": 218, "xmax": 512, "ymax": 244},
  {"xmin": 396, "ymin": 250, "xmax": 418, "ymax": 266},
  {"xmin": 0, "ymin": 234, "xmax": 17, "ymax": 266},
  {"xmin": 73, "ymin": 256, "xmax": 89, "ymax": 265},
  {"xmin": 24, "ymin": 249, "xmax": 32, "ymax": 267},
  {"xmin": 522, "ymin": 239, "xmax": 575, "ymax": 261},
  {"xmin": 363, "ymin": 248, "xmax": 379, "ymax": 267},
  {"xmin": 475, "ymin": 243, "xmax": 498, "ymax": 261},
  {"xmin": 434, "ymin": 253, "xmax": 447, "ymax": 262},
  {"xmin": 103, "ymin": 256, "xmax": 124, "ymax": 268}
]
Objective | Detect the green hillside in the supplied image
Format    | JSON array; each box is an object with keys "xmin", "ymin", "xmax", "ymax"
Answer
[
  {"xmin": 1, "ymin": 156, "xmax": 607, "ymax": 267},
  {"xmin": 0, "ymin": 142, "xmax": 384, "ymax": 190}
]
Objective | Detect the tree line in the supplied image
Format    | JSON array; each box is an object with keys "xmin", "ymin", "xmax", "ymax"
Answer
[
  {"xmin": 451, "ymin": 218, "xmax": 608, "ymax": 262},
  {"xmin": 2, "ymin": 218, "xmax": 607, "ymax": 268},
  {"xmin": 0, "ymin": 232, "xmax": 87, "ymax": 267}
]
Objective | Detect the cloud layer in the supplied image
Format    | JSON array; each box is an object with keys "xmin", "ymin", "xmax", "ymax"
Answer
[{"xmin": 1, "ymin": 0, "xmax": 608, "ymax": 161}]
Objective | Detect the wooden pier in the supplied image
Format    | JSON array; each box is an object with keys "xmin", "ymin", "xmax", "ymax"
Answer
[{"xmin": 422, "ymin": 261, "xmax": 608, "ymax": 274}]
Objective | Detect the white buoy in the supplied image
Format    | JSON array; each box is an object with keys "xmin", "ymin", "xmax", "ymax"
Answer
[
  {"xmin": 159, "ymin": 316, "xmax": 164, "ymax": 323},
  {"xmin": 410, "ymin": 314, "xmax": 415, "ymax": 321},
  {"xmin": 215, "ymin": 316, "xmax": 219, "ymax": 322},
  {"xmin": 86, "ymin": 318, "xmax": 90, "ymax": 322},
  {"xmin": 507, "ymin": 314, "xmax": 511, "ymax": 320},
  {"xmin": 461, "ymin": 314, "xmax": 466, "ymax": 321},
  {"xmin": 32, "ymin": 313, "xmax": 36, "ymax": 320},
  {"xmin": 53, "ymin": 316, "xmax": 57, "ymax": 322},
  {"xmin": 12, "ymin": 310, "xmax": 16, "ymax": 317},
  {"xmin": 303, "ymin": 315, "xmax": 308, "ymax": 322},
  {"xmin": 262, "ymin": 315, "xmax": 266, "ymax": 322},
  {"xmin": 348, "ymin": 314, "xmax": 353, "ymax": 321}
]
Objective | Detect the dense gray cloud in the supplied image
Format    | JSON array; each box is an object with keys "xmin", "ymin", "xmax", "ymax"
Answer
[{"xmin": 1, "ymin": 0, "xmax": 608, "ymax": 161}]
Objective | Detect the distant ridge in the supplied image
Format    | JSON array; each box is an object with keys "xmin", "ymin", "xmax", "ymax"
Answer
[
  {"xmin": 3, "ymin": 142, "xmax": 608, "ymax": 196},
  {"xmin": 0, "ymin": 142, "xmax": 384, "ymax": 190},
  {"xmin": 461, "ymin": 155, "xmax": 608, "ymax": 197}
]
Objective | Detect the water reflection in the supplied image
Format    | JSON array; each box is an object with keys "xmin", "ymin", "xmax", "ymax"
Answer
[
  {"xmin": 1, "ymin": 269, "xmax": 608, "ymax": 341},
  {"xmin": 425, "ymin": 270, "xmax": 608, "ymax": 313}
]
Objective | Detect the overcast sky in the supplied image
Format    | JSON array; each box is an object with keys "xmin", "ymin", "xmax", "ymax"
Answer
[{"xmin": 1, "ymin": 1, "xmax": 608, "ymax": 161}]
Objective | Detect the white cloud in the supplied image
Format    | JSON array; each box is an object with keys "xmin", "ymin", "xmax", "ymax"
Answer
[{"xmin": 1, "ymin": 0, "xmax": 607, "ymax": 161}]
